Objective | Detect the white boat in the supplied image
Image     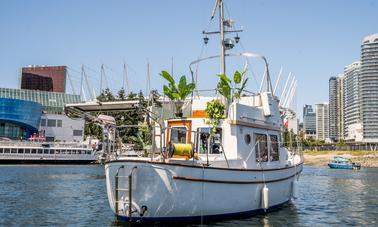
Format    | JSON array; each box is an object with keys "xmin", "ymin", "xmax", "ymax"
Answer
[
  {"xmin": 66, "ymin": 0, "xmax": 303, "ymax": 223},
  {"xmin": 0, "ymin": 140, "xmax": 97, "ymax": 164}
]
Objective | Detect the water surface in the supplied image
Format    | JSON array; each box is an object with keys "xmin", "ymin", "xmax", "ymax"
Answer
[{"xmin": 0, "ymin": 165, "xmax": 377, "ymax": 226}]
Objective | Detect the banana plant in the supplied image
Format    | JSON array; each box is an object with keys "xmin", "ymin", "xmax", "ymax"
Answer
[
  {"xmin": 217, "ymin": 69, "xmax": 248, "ymax": 102},
  {"xmin": 160, "ymin": 71, "xmax": 195, "ymax": 117}
]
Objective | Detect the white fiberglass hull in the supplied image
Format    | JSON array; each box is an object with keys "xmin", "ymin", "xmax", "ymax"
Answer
[{"xmin": 105, "ymin": 158, "xmax": 303, "ymax": 222}]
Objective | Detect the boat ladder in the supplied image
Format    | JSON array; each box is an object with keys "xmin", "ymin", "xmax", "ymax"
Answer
[{"xmin": 115, "ymin": 166, "xmax": 137, "ymax": 220}]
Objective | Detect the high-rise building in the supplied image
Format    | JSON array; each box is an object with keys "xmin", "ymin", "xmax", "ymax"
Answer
[
  {"xmin": 303, "ymin": 104, "xmax": 316, "ymax": 138},
  {"xmin": 343, "ymin": 61, "xmax": 362, "ymax": 141},
  {"xmin": 329, "ymin": 77, "xmax": 338, "ymax": 141},
  {"xmin": 336, "ymin": 75, "xmax": 344, "ymax": 140},
  {"xmin": 329, "ymin": 74, "xmax": 345, "ymax": 141},
  {"xmin": 360, "ymin": 33, "xmax": 378, "ymax": 142},
  {"xmin": 316, "ymin": 103, "xmax": 329, "ymax": 141},
  {"xmin": 21, "ymin": 65, "xmax": 67, "ymax": 93}
]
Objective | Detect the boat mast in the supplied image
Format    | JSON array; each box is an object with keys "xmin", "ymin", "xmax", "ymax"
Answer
[{"xmin": 219, "ymin": 0, "xmax": 225, "ymax": 75}]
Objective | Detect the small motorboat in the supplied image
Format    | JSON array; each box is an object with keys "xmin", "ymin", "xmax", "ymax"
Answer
[{"xmin": 328, "ymin": 156, "xmax": 361, "ymax": 170}]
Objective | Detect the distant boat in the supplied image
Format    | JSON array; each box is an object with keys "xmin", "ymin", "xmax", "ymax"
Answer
[
  {"xmin": 328, "ymin": 156, "xmax": 361, "ymax": 170},
  {"xmin": 0, "ymin": 140, "xmax": 97, "ymax": 164}
]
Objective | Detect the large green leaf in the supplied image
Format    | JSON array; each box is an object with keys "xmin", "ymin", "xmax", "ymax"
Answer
[
  {"xmin": 163, "ymin": 85, "xmax": 174, "ymax": 100},
  {"xmin": 217, "ymin": 74, "xmax": 231, "ymax": 83},
  {"xmin": 178, "ymin": 76, "xmax": 186, "ymax": 94},
  {"xmin": 234, "ymin": 71, "xmax": 241, "ymax": 84},
  {"xmin": 160, "ymin": 71, "xmax": 175, "ymax": 85}
]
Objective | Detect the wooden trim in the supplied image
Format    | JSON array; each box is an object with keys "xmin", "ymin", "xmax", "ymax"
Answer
[
  {"xmin": 228, "ymin": 120, "xmax": 280, "ymax": 132},
  {"xmin": 192, "ymin": 110, "xmax": 208, "ymax": 118},
  {"xmin": 166, "ymin": 120, "xmax": 192, "ymax": 144},
  {"xmin": 106, "ymin": 159, "xmax": 304, "ymax": 172},
  {"xmin": 172, "ymin": 171, "xmax": 301, "ymax": 184}
]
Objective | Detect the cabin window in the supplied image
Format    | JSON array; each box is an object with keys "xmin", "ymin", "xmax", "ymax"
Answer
[
  {"xmin": 25, "ymin": 149, "xmax": 30, "ymax": 154},
  {"xmin": 17, "ymin": 149, "xmax": 23, "ymax": 154},
  {"xmin": 4, "ymin": 148, "xmax": 10, "ymax": 153},
  {"xmin": 38, "ymin": 149, "xmax": 43, "ymax": 154},
  {"xmin": 40, "ymin": 119, "xmax": 46, "ymax": 127},
  {"xmin": 43, "ymin": 149, "xmax": 49, "ymax": 154},
  {"xmin": 47, "ymin": 119, "xmax": 56, "ymax": 127},
  {"xmin": 56, "ymin": 150, "xmax": 61, "ymax": 154},
  {"xmin": 50, "ymin": 149, "xmax": 54, "ymax": 154},
  {"xmin": 197, "ymin": 128, "xmax": 222, "ymax": 154},
  {"xmin": 170, "ymin": 127, "xmax": 187, "ymax": 144},
  {"xmin": 11, "ymin": 148, "xmax": 17, "ymax": 153},
  {"xmin": 255, "ymin": 133, "xmax": 268, "ymax": 162},
  {"xmin": 31, "ymin": 149, "xmax": 36, "ymax": 154},
  {"xmin": 0, "ymin": 148, "xmax": 3, "ymax": 153},
  {"xmin": 270, "ymin": 135, "xmax": 279, "ymax": 161}
]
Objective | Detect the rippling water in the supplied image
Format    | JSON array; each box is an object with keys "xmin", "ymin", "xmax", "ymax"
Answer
[{"xmin": 0, "ymin": 165, "xmax": 377, "ymax": 226}]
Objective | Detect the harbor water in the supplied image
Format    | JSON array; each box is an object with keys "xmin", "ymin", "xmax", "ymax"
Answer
[{"xmin": 0, "ymin": 165, "xmax": 377, "ymax": 226}]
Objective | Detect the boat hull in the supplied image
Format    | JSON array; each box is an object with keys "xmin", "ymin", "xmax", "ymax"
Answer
[
  {"xmin": 328, "ymin": 163, "xmax": 360, "ymax": 170},
  {"xmin": 105, "ymin": 159, "xmax": 303, "ymax": 223}
]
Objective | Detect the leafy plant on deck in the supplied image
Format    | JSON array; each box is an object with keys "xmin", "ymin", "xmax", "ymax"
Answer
[
  {"xmin": 205, "ymin": 100, "xmax": 225, "ymax": 134},
  {"xmin": 160, "ymin": 71, "xmax": 195, "ymax": 116},
  {"xmin": 217, "ymin": 69, "xmax": 248, "ymax": 103}
]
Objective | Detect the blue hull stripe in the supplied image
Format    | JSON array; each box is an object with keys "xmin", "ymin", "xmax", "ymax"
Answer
[{"xmin": 116, "ymin": 200, "xmax": 289, "ymax": 223}]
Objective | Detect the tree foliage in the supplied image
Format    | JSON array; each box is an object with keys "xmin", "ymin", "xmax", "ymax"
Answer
[{"xmin": 84, "ymin": 89, "xmax": 156, "ymax": 150}]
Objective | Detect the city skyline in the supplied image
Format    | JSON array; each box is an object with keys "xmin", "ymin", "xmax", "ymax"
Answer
[{"xmin": 1, "ymin": 0, "xmax": 378, "ymax": 115}]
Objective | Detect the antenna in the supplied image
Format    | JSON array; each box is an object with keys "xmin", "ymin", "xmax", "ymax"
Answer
[
  {"xmin": 211, "ymin": 0, "xmax": 219, "ymax": 19},
  {"xmin": 146, "ymin": 61, "xmax": 151, "ymax": 97},
  {"xmin": 100, "ymin": 64, "xmax": 104, "ymax": 92}
]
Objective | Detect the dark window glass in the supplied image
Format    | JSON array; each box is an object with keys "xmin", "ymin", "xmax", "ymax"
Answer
[
  {"xmin": 170, "ymin": 127, "xmax": 187, "ymax": 144},
  {"xmin": 17, "ymin": 149, "xmax": 23, "ymax": 154},
  {"xmin": 11, "ymin": 148, "xmax": 17, "ymax": 153},
  {"xmin": 270, "ymin": 135, "xmax": 279, "ymax": 161},
  {"xmin": 25, "ymin": 149, "xmax": 30, "ymax": 154},
  {"xmin": 43, "ymin": 149, "xmax": 49, "ymax": 154},
  {"xmin": 31, "ymin": 149, "xmax": 37, "ymax": 154},
  {"xmin": 40, "ymin": 119, "xmax": 46, "ymax": 127},
  {"xmin": 57, "ymin": 120, "xmax": 62, "ymax": 127},
  {"xmin": 4, "ymin": 148, "xmax": 10, "ymax": 153},
  {"xmin": 197, "ymin": 128, "xmax": 222, "ymax": 154},
  {"xmin": 50, "ymin": 149, "xmax": 54, "ymax": 154},
  {"xmin": 73, "ymin": 130, "xmax": 83, "ymax": 137},
  {"xmin": 47, "ymin": 119, "xmax": 56, "ymax": 127},
  {"xmin": 38, "ymin": 149, "xmax": 43, "ymax": 154},
  {"xmin": 255, "ymin": 133, "xmax": 268, "ymax": 162}
]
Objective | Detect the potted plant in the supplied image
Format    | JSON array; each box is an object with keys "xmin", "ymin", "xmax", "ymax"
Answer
[{"xmin": 160, "ymin": 71, "xmax": 195, "ymax": 117}]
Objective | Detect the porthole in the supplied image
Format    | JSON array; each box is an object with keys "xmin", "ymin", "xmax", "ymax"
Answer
[{"xmin": 244, "ymin": 134, "xmax": 251, "ymax": 144}]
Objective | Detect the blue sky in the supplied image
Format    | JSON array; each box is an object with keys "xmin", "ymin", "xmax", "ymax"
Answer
[{"xmin": 0, "ymin": 0, "xmax": 377, "ymax": 117}]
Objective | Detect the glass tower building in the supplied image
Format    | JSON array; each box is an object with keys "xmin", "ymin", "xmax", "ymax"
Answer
[{"xmin": 360, "ymin": 33, "xmax": 378, "ymax": 142}]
